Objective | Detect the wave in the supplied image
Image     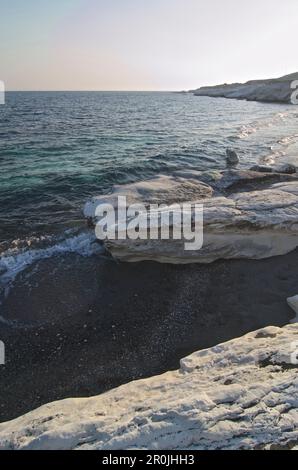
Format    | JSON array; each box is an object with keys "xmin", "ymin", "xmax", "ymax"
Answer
[
  {"xmin": 237, "ymin": 112, "xmax": 291, "ymax": 140},
  {"xmin": 0, "ymin": 230, "xmax": 103, "ymax": 302},
  {"xmin": 260, "ymin": 132, "xmax": 298, "ymax": 165},
  {"xmin": 277, "ymin": 134, "xmax": 298, "ymax": 146}
]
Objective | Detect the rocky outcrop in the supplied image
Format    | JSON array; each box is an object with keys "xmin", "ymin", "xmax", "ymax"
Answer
[
  {"xmin": 0, "ymin": 324, "xmax": 297, "ymax": 450},
  {"xmin": 84, "ymin": 174, "xmax": 213, "ymax": 220},
  {"xmin": 84, "ymin": 171, "xmax": 298, "ymax": 264},
  {"xmin": 288, "ymin": 295, "xmax": 298, "ymax": 323},
  {"xmin": 274, "ymin": 164, "xmax": 297, "ymax": 175},
  {"xmin": 192, "ymin": 72, "xmax": 298, "ymax": 104},
  {"xmin": 226, "ymin": 148, "xmax": 239, "ymax": 165},
  {"xmin": 250, "ymin": 164, "xmax": 297, "ymax": 175}
]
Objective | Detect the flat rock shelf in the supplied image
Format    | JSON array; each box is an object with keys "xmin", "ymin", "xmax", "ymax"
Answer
[
  {"xmin": 84, "ymin": 170, "xmax": 298, "ymax": 264},
  {"xmin": 0, "ymin": 324, "xmax": 297, "ymax": 450}
]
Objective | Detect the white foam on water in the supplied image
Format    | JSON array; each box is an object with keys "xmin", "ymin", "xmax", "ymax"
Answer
[
  {"xmin": 237, "ymin": 111, "xmax": 291, "ymax": 139},
  {"xmin": 261, "ymin": 132, "xmax": 298, "ymax": 165},
  {"xmin": 0, "ymin": 231, "xmax": 103, "ymax": 300},
  {"xmin": 277, "ymin": 133, "xmax": 298, "ymax": 146}
]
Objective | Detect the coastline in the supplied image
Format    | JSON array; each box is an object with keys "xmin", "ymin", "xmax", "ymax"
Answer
[
  {"xmin": 0, "ymin": 249, "xmax": 297, "ymax": 423},
  {"xmin": 1, "ymin": 322, "xmax": 297, "ymax": 449},
  {"xmin": 1, "ymin": 0, "xmax": 298, "ymax": 452},
  {"xmin": 191, "ymin": 72, "xmax": 298, "ymax": 104},
  {"xmin": 0, "ymin": 91, "xmax": 297, "ymax": 447},
  {"xmin": 0, "ymin": 162, "xmax": 297, "ymax": 431}
]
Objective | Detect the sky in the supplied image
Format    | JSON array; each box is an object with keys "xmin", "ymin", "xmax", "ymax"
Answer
[{"xmin": 0, "ymin": 0, "xmax": 297, "ymax": 91}]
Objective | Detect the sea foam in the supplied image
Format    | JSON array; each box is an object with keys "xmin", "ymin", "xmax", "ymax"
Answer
[{"xmin": 0, "ymin": 230, "xmax": 103, "ymax": 301}]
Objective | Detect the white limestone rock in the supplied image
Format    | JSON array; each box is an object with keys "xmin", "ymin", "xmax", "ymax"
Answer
[
  {"xmin": 84, "ymin": 175, "xmax": 213, "ymax": 220},
  {"xmin": 192, "ymin": 72, "xmax": 298, "ymax": 104},
  {"xmin": 0, "ymin": 324, "xmax": 297, "ymax": 450},
  {"xmin": 86, "ymin": 174, "xmax": 298, "ymax": 263},
  {"xmin": 271, "ymin": 180, "xmax": 298, "ymax": 196}
]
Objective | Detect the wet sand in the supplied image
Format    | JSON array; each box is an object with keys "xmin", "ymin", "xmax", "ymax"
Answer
[{"xmin": 0, "ymin": 249, "xmax": 297, "ymax": 422}]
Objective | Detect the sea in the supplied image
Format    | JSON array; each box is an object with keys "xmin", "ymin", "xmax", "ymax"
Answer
[{"xmin": 0, "ymin": 91, "xmax": 298, "ymax": 297}]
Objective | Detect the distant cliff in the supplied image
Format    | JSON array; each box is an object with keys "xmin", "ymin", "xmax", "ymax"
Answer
[{"xmin": 192, "ymin": 72, "xmax": 298, "ymax": 104}]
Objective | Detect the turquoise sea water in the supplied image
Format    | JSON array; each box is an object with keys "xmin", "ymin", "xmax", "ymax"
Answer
[{"xmin": 0, "ymin": 92, "xmax": 297, "ymax": 292}]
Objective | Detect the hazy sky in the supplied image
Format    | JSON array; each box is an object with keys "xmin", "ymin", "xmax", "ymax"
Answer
[{"xmin": 1, "ymin": 0, "xmax": 297, "ymax": 91}]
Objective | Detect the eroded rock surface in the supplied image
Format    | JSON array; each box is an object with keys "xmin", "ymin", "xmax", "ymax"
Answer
[
  {"xmin": 84, "ymin": 171, "xmax": 298, "ymax": 264},
  {"xmin": 84, "ymin": 175, "xmax": 213, "ymax": 220},
  {"xmin": 0, "ymin": 324, "xmax": 297, "ymax": 450}
]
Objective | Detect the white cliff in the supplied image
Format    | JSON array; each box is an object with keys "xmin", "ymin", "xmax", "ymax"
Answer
[
  {"xmin": 0, "ymin": 324, "xmax": 297, "ymax": 450},
  {"xmin": 192, "ymin": 72, "xmax": 298, "ymax": 104}
]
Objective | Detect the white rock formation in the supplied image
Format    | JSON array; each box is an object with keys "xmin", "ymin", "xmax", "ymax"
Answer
[
  {"xmin": 0, "ymin": 324, "xmax": 297, "ymax": 450},
  {"xmin": 192, "ymin": 72, "xmax": 298, "ymax": 104},
  {"xmin": 84, "ymin": 172, "xmax": 298, "ymax": 263},
  {"xmin": 84, "ymin": 174, "xmax": 213, "ymax": 219}
]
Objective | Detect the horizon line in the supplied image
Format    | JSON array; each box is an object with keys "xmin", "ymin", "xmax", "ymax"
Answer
[{"xmin": 5, "ymin": 89, "xmax": 181, "ymax": 93}]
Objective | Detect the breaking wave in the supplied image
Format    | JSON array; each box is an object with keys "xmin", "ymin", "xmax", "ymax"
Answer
[
  {"xmin": 237, "ymin": 112, "xmax": 291, "ymax": 139},
  {"xmin": 0, "ymin": 230, "xmax": 103, "ymax": 301}
]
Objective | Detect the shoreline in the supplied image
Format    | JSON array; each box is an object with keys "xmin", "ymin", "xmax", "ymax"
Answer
[
  {"xmin": 0, "ymin": 249, "xmax": 297, "ymax": 423},
  {"xmin": 191, "ymin": 72, "xmax": 298, "ymax": 104},
  {"xmin": 1, "ymin": 322, "xmax": 297, "ymax": 449},
  {"xmin": 0, "ymin": 158, "xmax": 297, "ymax": 450}
]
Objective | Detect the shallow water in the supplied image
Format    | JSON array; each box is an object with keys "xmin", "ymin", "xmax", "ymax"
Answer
[{"xmin": 0, "ymin": 91, "xmax": 297, "ymax": 292}]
